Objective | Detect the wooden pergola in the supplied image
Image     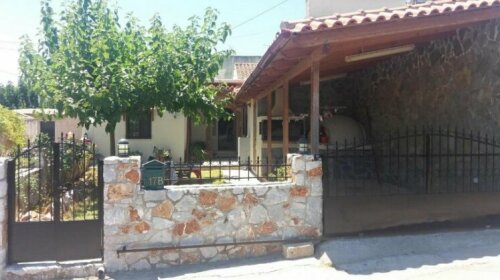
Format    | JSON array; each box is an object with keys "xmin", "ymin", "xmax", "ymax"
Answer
[{"xmin": 235, "ymin": 0, "xmax": 500, "ymax": 160}]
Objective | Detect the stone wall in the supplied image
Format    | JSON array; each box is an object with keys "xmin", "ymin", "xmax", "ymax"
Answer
[
  {"xmin": 103, "ymin": 154, "xmax": 322, "ymax": 272},
  {"xmin": 0, "ymin": 158, "xmax": 8, "ymax": 277},
  {"xmin": 351, "ymin": 19, "xmax": 500, "ymax": 137}
]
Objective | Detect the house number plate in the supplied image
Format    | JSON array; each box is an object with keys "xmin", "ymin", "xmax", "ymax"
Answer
[{"xmin": 141, "ymin": 160, "xmax": 166, "ymax": 190}]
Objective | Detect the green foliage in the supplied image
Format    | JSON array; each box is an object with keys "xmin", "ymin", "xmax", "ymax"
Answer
[
  {"xmin": 268, "ymin": 166, "xmax": 289, "ymax": 182},
  {"xmin": 0, "ymin": 81, "xmax": 39, "ymax": 109},
  {"xmin": 190, "ymin": 141, "xmax": 208, "ymax": 162},
  {"xmin": 20, "ymin": 0, "xmax": 233, "ymax": 154},
  {"xmin": 152, "ymin": 146, "xmax": 171, "ymax": 161},
  {"xmin": 60, "ymin": 139, "xmax": 95, "ymax": 183},
  {"xmin": 0, "ymin": 105, "xmax": 26, "ymax": 155}
]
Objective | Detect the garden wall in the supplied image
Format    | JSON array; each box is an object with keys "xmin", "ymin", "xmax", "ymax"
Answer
[
  {"xmin": 102, "ymin": 154, "xmax": 322, "ymax": 272},
  {"xmin": 0, "ymin": 158, "xmax": 8, "ymax": 278}
]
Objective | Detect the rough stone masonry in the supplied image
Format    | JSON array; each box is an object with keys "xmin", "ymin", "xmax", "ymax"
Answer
[
  {"xmin": 352, "ymin": 19, "xmax": 500, "ymax": 137},
  {"xmin": 0, "ymin": 158, "xmax": 8, "ymax": 278},
  {"xmin": 103, "ymin": 154, "xmax": 322, "ymax": 272}
]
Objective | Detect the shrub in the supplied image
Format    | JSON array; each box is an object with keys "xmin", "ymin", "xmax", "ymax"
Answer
[
  {"xmin": 190, "ymin": 141, "xmax": 208, "ymax": 162},
  {"xmin": 0, "ymin": 105, "xmax": 26, "ymax": 155},
  {"xmin": 268, "ymin": 166, "xmax": 289, "ymax": 182}
]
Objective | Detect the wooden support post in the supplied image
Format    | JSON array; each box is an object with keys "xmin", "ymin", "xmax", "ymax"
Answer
[
  {"xmin": 267, "ymin": 93, "xmax": 273, "ymax": 162},
  {"xmin": 310, "ymin": 60, "xmax": 320, "ymax": 155},
  {"xmin": 282, "ymin": 82, "xmax": 289, "ymax": 160},
  {"xmin": 251, "ymin": 99, "xmax": 257, "ymax": 162}
]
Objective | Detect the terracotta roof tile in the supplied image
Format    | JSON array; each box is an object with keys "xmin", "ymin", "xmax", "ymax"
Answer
[
  {"xmin": 235, "ymin": 0, "xmax": 500, "ymax": 103},
  {"xmin": 234, "ymin": 63, "xmax": 258, "ymax": 80},
  {"xmin": 280, "ymin": 0, "xmax": 500, "ymax": 34}
]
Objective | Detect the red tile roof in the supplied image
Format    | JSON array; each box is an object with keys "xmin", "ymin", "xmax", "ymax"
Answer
[
  {"xmin": 234, "ymin": 63, "xmax": 258, "ymax": 80},
  {"xmin": 235, "ymin": 0, "xmax": 500, "ymax": 103},
  {"xmin": 281, "ymin": 0, "xmax": 500, "ymax": 34}
]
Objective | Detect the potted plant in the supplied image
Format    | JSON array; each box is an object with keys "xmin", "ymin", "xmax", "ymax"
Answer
[{"xmin": 152, "ymin": 146, "xmax": 171, "ymax": 162}]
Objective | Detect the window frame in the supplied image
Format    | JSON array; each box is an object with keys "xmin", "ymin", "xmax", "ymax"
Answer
[{"xmin": 126, "ymin": 110, "xmax": 152, "ymax": 139}]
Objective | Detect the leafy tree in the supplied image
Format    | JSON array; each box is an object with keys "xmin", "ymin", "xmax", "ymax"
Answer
[
  {"xmin": 20, "ymin": 0, "xmax": 233, "ymax": 155},
  {"xmin": 0, "ymin": 105, "xmax": 26, "ymax": 155},
  {"xmin": 0, "ymin": 81, "xmax": 38, "ymax": 109}
]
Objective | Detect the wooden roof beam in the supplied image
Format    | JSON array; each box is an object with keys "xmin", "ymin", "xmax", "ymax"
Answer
[{"xmin": 252, "ymin": 46, "xmax": 327, "ymax": 101}]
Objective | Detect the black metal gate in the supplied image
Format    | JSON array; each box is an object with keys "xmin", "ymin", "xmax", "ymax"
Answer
[
  {"xmin": 7, "ymin": 134, "xmax": 103, "ymax": 263},
  {"xmin": 322, "ymin": 127, "xmax": 500, "ymax": 197}
]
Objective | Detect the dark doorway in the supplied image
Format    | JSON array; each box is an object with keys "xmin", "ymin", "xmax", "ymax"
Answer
[
  {"xmin": 217, "ymin": 112, "xmax": 237, "ymax": 152},
  {"xmin": 40, "ymin": 121, "xmax": 55, "ymax": 141}
]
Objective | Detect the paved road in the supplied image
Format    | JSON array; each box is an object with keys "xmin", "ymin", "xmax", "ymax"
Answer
[{"xmin": 90, "ymin": 228, "xmax": 500, "ymax": 280}]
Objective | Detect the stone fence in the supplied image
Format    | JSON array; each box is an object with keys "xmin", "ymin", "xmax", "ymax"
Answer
[
  {"xmin": 103, "ymin": 154, "xmax": 323, "ymax": 272},
  {"xmin": 0, "ymin": 158, "xmax": 7, "ymax": 277}
]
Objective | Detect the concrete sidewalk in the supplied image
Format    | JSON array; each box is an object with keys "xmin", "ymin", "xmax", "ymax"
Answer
[{"xmin": 94, "ymin": 228, "xmax": 500, "ymax": 280}]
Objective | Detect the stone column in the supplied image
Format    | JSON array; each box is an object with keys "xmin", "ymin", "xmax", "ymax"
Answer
[
  {"xmin": 0, "ymin": 158, "xmax": 9, "ymax": 276},
  {"xmin": 102, "ymin": 156, "xmax": 141, "ymax": 272},
  {"xmin": 288, "ymin": 154, "xmax": 323, "ymax": 237}
]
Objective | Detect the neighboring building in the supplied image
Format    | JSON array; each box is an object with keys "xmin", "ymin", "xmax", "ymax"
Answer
[
  {"xmin": 86, "ymin": 110, "xmax": 188, "ymax": 159},
  {"xmin": 14, "ymin": 108, "xmax": 81, "ymax": 141},
  {"xmin": 305, "ymin": 0, "xmax": 425, "ymax": 17},
  {"xmin": 189, "ymin": 56, "xmax": 261, "ymax": 160},
  {"xmin": 86, "ymin": 56, "xmax": 260, "ymax": 159}
]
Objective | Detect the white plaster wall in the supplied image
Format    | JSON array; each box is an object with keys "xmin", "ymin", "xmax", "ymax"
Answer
[
  {"xmin": 306, "ymin": 0, "xmax": 406, "ymax": 17},
  {"xmin": 22, "ymin": 117, "xmax": 81, "ymax": 141},
  {"xmin": 238, "ymin": 137, "xmax": 250, "ymax": 160},
  {"xmin": 86, "ymin": 112, "xmax": 187, "ymax": 160},
  {"xmin": 24, "ymin": 119, "xmax": 40, "ymax": 140},
  {"xmin": 55, "ymin": 118, "xmax": 82, "ymax": 139}
]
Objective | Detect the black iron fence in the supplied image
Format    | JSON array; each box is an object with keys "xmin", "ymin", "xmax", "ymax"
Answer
[
  {"xmin": 143, "ymin": 157, "xmax": 290, "ymax": 187},
  {"xmin": 10, "ymin": 133, "xmax": 101, "ymax": 222},
  {"xmin": 321, "ymin": 127, "xmax": 500, "ymax": 197},
  {"xmin": 8, "ymin": 133, "xmax": 104, "ymax": 262}
]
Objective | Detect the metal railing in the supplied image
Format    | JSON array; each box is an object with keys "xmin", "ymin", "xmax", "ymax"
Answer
[
  {"xmin": 321, "ymin": 126, "xmax": 500, "ymax": 197},
  {"xmin": 11, "ymin": 133, "xmax": 101, "ymax": 222},
  {"xmin": 144, "ymin": 156, "xmax": 290, "ymax": 186}
]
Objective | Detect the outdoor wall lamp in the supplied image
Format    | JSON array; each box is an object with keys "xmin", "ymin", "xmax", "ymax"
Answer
[
  {"xmin": 118, "ymin": 138, "xmax": 130, "ymax": 157},
  {"xmin": 298, "ymin": 136, "xmax": 309, "ymax": 154}
]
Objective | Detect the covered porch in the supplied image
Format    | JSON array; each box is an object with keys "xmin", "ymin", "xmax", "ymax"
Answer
[{"xmin": 235, "ymin": 0, "xmax": 500, "ymax": 235}]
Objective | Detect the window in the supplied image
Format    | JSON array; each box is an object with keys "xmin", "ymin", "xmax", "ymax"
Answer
[{"xmin": 126, "ymin": 110, "xmax": 152, "ymax": 139}]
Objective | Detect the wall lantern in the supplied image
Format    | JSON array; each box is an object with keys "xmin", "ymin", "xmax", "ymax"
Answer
[
  {"xmin": 298, "ymin": 136, "xmax": 309, "ymax": 154},
  {"xmin": 117, "ymin": 138, "xmax": 129, "ymax": 157}
]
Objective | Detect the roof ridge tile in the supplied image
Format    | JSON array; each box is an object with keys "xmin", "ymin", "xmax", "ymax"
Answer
[{"xmin": 279, "ymin": 0, "xmax": 495, "ymax": 33}]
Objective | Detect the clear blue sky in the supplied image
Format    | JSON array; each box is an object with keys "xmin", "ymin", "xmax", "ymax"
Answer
[{"xmin": 0, "ymin": 0, "xmax": 305, "ymax": 84}]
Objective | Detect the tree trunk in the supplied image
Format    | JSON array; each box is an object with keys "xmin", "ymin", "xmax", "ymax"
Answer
[
  {"xmin": 205, "ymin": 123, "xmax": 213, "ymax": 159},
  {"xmin": 185, "ymin": 117, "xmax": 192, "ymax": 161},
  {"xmin": 109, "ymin": 129, "xmax": 116, "ymax": 156}
]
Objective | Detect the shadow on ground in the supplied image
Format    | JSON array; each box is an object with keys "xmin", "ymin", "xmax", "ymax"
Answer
[
  {"xmin": 317, "ymin": 220, "xmax": 500, "ymax": 275},
  {"xmin": 107, "ymin": 254, "xmax": 296, "ymax": 280}
]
